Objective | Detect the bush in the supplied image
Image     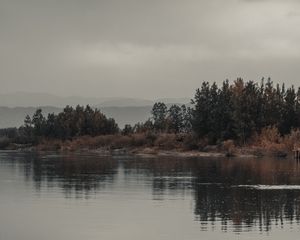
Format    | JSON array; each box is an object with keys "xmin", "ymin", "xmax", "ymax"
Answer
[
  {"xmin": 182, "ymin": 134, "xmax": 200, "ymax": 150},
  {"xmin": 145, "ymin": 132, "xmax": 157, "ymax": 145},
  {"xmin": 0, "ymin": 137, "xmax": 11, "ymax": 149},
  {"xmin": 283, "ymin": 129, "xmax": 300, "ymax": 151},
  {"xmin": 222, "ymin": 140, "xmax": 236, "ymax": 157},
  {"xmin": 110, "ymin": 135, "xmax": 132, "ymax": 149},
  {"xmin": 251, "ymin": 126, "xmax": 287, "ymax": 157},
  {"xmin": 131, "ymin": 133, "xmax": 148, "ymax": 147},
  {"xmin": 154, "ymin": 134, "xmax": 178, "ymax": 150},
  {"xmin": 122, "ymin": 124, "xmax": 134, "ymax": 135},
  {"xmin": 252, "ymin": 126, "xmax": 282, "ymax": 147}
]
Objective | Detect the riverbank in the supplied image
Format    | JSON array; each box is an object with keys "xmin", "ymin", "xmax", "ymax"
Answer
[{"xmin": 1, "ymin": 133, "xmax": 293, "ymax": 159}]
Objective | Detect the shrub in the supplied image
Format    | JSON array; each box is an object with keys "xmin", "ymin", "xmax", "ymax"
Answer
[
  {"xmin": 222, "ymin": 140, "xmax": 236, "ymax": 157},
  {"xmin": 131, "ymin": 133, "xmax": 148, "ymax": 147},
  {"xmin": 182, "ymin": 134, "xmax": 200, "ymax": 150},
  {"xmin": 110, "ymin": 135, "xmax": 132, "ymax": 149},
  {"xmin": 122, "ymin": 124, "xmax": 134, "ymax": 135},
  {"xmin": 154, "ymin": 134, "xmax": 178, "ymax": 150},
  {"xmin": 283, "ymin": 129, "xmax": 300, "ymax": 151},
  {"xmin": 252, "ymin": 126, "xmax": 282, "ymax": 148},
  {"xmin": 145, "ymin": 132, "xmax": 157, "ymax": 145},
  {"xmin": 0, "ymin": 137, "xmax": 11, "ymax": 149}
]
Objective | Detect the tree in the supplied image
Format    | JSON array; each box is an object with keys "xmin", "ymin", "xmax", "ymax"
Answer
[
  {"xmin": 151, "ymin": 102, "xmax": 168, "ymax": 132},
  {"xmin": 32, "ymin": 109, "xmax": 46, "ymax": 136},
  {"xmin": 133, "ymin": 120, "xmax": 154, "ymax": 133},
  {"xmin": 218, "ymin": 80, "xmax": 234, "ymax": 140},
  {"xmin": 232, "ymin": 80, "xmax": 262, "ymax": 143},
  {"xmin": 191, "ymin": 82, "xmax": 211, "ymax": 138},
  {"xmin": 22, "ymin": 105, "xmax": 119, "ymax": 140},
  {"xmin": 167, "ymin": 105, "xmax": 184, "ymax": 133},
  {"xmin": 23, "ymin": 115, "xmax": 33, "ymax": 136},
  {"xmin": 181, "ymin": 105, "xmax": 193, "ymax": 133},
  {"xmin": 190, "ymin": 78, "xmax": 295, "ymax": 144},
  {"xmin": 122, "ymin": 124, "xmax": 134, "ymax": 135},
  {"xmin": 45, "ymin": 113, "xmax": 58, "ymax": 138},
  {"xmin": 280, "ymin": 86, "xmax": 297, "ymax": 134}
]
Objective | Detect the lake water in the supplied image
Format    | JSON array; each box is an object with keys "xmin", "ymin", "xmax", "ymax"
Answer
[{"xmin": 1, "ymin": 151, "xmax": 300, "ymax": 240}]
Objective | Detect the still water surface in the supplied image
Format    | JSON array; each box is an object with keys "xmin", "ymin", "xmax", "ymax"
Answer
[{"xmin": 1, "ymin": 151, "xmax": 300, "ymax": 240}]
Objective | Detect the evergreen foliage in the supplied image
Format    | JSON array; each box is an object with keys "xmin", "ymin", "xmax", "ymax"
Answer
[
  {"xmin": 20, "ymin": 105, "xmax": 119, "ymax": 141},
  {"xmin": 1, "ymin": 78, "xmax": 300, "ymax": 148},
  {"xmin": 191, "ymin": 78, "xmax": 300, "ymax": 144}
]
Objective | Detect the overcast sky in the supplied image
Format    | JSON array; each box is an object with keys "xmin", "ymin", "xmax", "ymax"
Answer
[{"xmin": 1, "ymin": 0, "xmax": 300, "ymax": 99}]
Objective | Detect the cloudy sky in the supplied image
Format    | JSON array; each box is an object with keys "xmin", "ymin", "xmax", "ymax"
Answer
[{"xmin": 1, "ymin": 0, "xmax": 300, "ymax": 99}]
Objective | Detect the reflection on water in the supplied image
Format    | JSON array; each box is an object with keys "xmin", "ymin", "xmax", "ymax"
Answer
[
  {"xmin": 1, "ymin": 152, "xmax": 117, "ymax": 198},
  {"xmin": 1, "ymin": 151, "xmax": 300, "ymax": 239}
]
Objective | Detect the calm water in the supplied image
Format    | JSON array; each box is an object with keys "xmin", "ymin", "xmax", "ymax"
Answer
[{"xmin": 1, "ymin": 151, "xmax": 300, "ymax": 240}]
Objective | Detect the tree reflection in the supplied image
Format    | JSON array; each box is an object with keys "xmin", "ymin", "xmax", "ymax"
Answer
[
  {"xmin": 1, "ymin": 152, "xmax": 300, "ymax": 232},
  {"xmin": 1, "ymin": 152, "xmax": 118, "ymax": 198},
  {"xmin": 194, "ymin": 185, "xmax": 300, "ymax": 232},
  {"xmin": 194, "ymin": 159, "xmax": 300, "ymax": 232},
  {"xmin": 123, "ymin": 156, "xmax": 300, "ymax": 232}
]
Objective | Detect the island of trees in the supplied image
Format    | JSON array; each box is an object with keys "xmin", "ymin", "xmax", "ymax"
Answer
[{"xmin": 1, "ymin": 78, "xmax": 300, "ymax": 157}]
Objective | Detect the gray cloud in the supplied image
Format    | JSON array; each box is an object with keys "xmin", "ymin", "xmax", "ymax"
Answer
[{"xmin": 1, "ymin": 0, "xmax": 300, "ymax": 99}]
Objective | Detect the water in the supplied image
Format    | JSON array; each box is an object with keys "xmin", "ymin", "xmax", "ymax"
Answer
[{"xmin": 1, "ymin": 151, "xmax": 300, "ymax": 240}]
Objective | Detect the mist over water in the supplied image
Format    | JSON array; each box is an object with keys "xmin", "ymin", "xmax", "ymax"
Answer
[{"xmin": 1, "ymin": 151, "xmax": 300, "ymax": 239}]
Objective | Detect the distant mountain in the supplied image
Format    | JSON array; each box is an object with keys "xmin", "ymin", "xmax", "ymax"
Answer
[
  {"xmin": 101, "ymin": 106, "xmax": 152, "ymax": 127},
  {"xmin": 97, "ymin": 97, "xmax": 191, "ymax": 108},
  {"xmin": 156, "ymin": 98, "xmax": 191, "ymax": 104},
  {"xmin": 0, "ymin": 106, "xmax": 61, "ymax": 129},
  {"xmin": 96, "ymin": 98, "xmax": 153, "ymax": 107},
  {"xmin": 0, "ymin": 93, "xmax": 190, "ymax": 129},
  {"xmin": 0, "ymin": 92, "xmax": 108, "ymax": 108},
  {"xmin": 0, "ymin": 92, "xmax": 189, "ymax": 108}
]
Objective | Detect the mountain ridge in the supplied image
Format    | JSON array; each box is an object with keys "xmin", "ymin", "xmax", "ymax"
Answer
[
  {"xmin": 0, "ymin": 92, "xmax": 189, "ymax": 108},
  {"xmin": 0, "ymin": 93, "xmax": 190, "ymax": 129}
]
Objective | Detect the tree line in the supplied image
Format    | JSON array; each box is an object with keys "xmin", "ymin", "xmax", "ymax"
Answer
[
  {"xmin": 191, "ymin": 78, "xmax": 300, "ymax": 144},
  {"xmin": 23, "ymin": 105, "xmax": 119, "ymax": 141},
  {"xmin": 0, "ymin": 105, "xmax": 119, "ymax": 144},
  {"xmin": 130, "ymin": 78, "xmax": 300, "ymax": 145},
  {"xmin": 126, "ymin": 102, "xmax": 192, "ymax": 135},
  {"xmin": 1, "ymin": 78, "xmax": 300, "ymax": 147}
]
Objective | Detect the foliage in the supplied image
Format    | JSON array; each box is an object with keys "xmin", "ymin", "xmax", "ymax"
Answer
[
  {"xmin": 191, "ymin": 78, "xmax": 300, "ymax": 144},
  {"xmin": 2, "ymin": 78, "xmax": 300, "ymax": 152},
  {"xmin": 151, "ymin": 102, "xmax": 168, "ymax": 132},
  {"xmin": 19, "ymin": 105, "xmax": 119, "ymax": 141},
  {"xmin": 0, "ymin": 137, "xmax": 11, "ymax": 149}
]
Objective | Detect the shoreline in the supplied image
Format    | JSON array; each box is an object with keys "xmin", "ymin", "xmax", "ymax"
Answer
[
  {"xmin": 0, "ymin": 134, "xmax": 293, "ymax": 159},
  {"xmin": 2, "ymin": 143, "xmax": 291, "ymax": 159}
]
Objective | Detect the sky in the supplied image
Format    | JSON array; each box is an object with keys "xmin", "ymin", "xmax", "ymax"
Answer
[{"xmin": 1, "ymin": 0, "xmax": 300, "ymax": 99}]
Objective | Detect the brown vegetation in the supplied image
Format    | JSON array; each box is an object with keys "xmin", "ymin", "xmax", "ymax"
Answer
[
  {"xmin": 246, "ymin": 126, "xmax": 300, "ymax": 157},
  {"xmin": 222, "ymin": 140, "xmax": 236, "ymax": 157},
  {"xmin": 6, "ymin": 125, "xmax": 300, "ymax": 159},
  {"xmin": 34, "ymin": 133, "xmax": 206, "ymax": 153},
  {"xmin": 28, "ymin": 127, "xmax": 300, "ymax": 158}
]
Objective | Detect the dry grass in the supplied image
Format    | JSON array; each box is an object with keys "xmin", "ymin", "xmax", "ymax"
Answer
[
  {"xmin": 34, "ymin": 127, "xmax": 300, "ymax": 158},
  {"xmin": 254, "ymin": 126, "xmax": 282, "ymax": 147},
  {"xmin": 283, "ymin": 129, "xmax": 300, "ymax": 151},
  {"xmin": 131, "ymin": 133, "xmax": 149, "ymax": 147},
  {"xmin": 36, "ymin": 134, "xmax": 154, "ymax": 151},
  {"xmin": 36, "ymin": 139, "xmax": 64, "ymax": 151},
  {"xmin": 250, "ymin": 126, "xmax": 289, "ymax": 157},
  {"xmin": 154, "ymin": 133, "xmax": 178, "ymax": 150},
  {"xmin": 35, "ymin": 133, "xmax": 202, "ymax": 152},
  {"xmin": 222, "ymin": 140, "xmax": 236, "ymax": 157},
  {"xmin": 182, "ymin": 134, "xmax": 201, "ymax": 150},
  {"xmin": 70, "ymin": 135, "xmax": 133, "ymax": 149}
]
